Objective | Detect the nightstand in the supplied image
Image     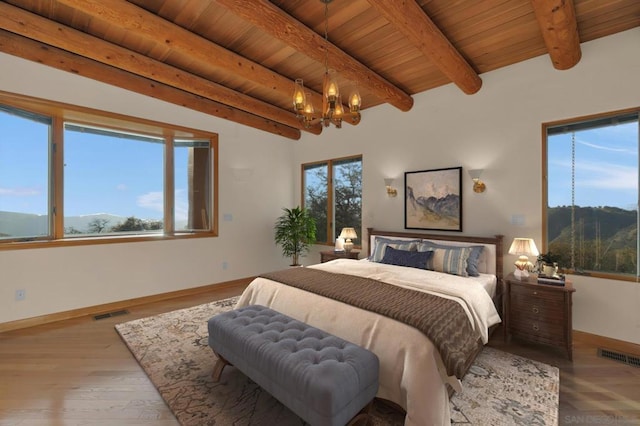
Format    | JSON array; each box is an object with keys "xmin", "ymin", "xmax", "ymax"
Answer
[
  {"xmin": 505, "ymin": 273, "xmax": 575, "ymax": 360},
  {"xmin": 320, "ymin": 250, "xmax": 360, "ymax": 263}
]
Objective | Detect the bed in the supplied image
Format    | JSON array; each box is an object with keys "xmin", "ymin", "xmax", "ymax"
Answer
[{"xmin": 235, "ymin": 228, "xmax": 504, "ymax": 426}]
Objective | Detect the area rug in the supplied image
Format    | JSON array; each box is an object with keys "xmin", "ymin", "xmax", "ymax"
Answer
[{"xmin": 115, "ymin": 296, "xmax": 559, "ymax": 425}]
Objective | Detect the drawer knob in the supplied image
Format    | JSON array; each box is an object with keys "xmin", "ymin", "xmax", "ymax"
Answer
[
  {"xmin": 532, "ymin": 323, "xmax": 539, "ymax": 331},
  {"xmin": 533, "ymin": 291, "xmax": 538, "ymax": 295},
  {"xmin": 532, "ymin": 306, "xmax": 539, "ymax": 314}
]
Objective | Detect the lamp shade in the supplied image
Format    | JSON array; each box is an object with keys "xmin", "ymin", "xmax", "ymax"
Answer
[
  {"xmin": 508, "ymin": 238, "xmax": 539, "ymax": 256},
  {"xmin": 468, "ymin": 169, "xmax": 483, "ymax": 180},
  {"xmin": 339, "ymin": 227, "xmax": 358, "ymax": 240}
]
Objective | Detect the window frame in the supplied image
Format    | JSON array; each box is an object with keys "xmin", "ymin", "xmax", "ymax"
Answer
[
  {"xmin": 542, "ymin": 106, "xmax": 640, "ymax": 282},
  {"xmin": 0, "ymin": 90, "xmax": 218, "ymax": 251},
  {"xmin": 301, "ymin": 154, "xmax": 362, "ymax": 247}
]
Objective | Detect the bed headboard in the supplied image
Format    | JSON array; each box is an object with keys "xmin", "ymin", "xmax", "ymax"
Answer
[{"xmin": 366, "ymin": 228, "xmax": 504, "ymax": 282}]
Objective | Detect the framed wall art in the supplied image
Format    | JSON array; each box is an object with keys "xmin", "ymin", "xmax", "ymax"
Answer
[{"xmin": 404, "ymin": 166, "xmax": 462, "ymax": 231}]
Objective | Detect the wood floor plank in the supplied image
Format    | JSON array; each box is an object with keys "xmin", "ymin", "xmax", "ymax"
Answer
[{"xmin": 1, "ymin": 281, "xmax": 639, "ymax": 425}]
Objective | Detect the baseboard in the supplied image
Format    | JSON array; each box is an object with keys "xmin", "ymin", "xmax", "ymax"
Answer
[
  {"xmin": 0, "ymin": 277, "xmax": 254, "ymax": 333},
  {"xmin": 574, "ymin": 330, "xmax": 640, "ymax": 357}
]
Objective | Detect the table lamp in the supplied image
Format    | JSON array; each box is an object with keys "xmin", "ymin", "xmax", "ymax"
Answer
[
  {"xmin": 339, "ymin": 227, "xmax": 358, "ymax": 253},
  {"xmin": 508, "ymin": 237, "xmax": 539, "ymax": 279}
]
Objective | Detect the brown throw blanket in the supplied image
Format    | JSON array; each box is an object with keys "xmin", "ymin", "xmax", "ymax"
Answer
[{"xmin": 260, "ymin": 267, "xmax": 483, "ymax": 379}]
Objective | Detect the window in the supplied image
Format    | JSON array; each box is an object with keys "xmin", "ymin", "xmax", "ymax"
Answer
[
  {"xmin": 0, "ymin": 106, "xmax": 51, "ymax": 240},
  {"xmin": 0, "ymin": 92, "xmax": 217, "ymax": 247},
  {"xmin": 544, "ymin": 108, "xmax": 639, "ymax": 280},
  {"xmin": 303, "ymin": 155, "xmax": 362, "ymax": 245}
]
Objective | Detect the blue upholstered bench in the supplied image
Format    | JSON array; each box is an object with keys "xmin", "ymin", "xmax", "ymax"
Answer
[{"xmin": 207, "ymin": 305, "xmax": 379, "ymax": 426}]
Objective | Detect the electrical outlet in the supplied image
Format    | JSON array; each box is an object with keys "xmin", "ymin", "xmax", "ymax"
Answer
[
  {"xmin": 222, "ymin": 261, "xmax": 229, "ymax": 270},
  {"xmin": 15, "ymin": 289, "xmax": 26, "ymax": 301}
]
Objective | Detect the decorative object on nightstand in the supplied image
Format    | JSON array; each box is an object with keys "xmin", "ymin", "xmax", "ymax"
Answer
[
  {"xmin": 320, "ymin": 250, "xmax": 360, "ymax": 263},
  {"xmin": 505, "ymin": 273, "xmax": 575, "ymax": 360},
  {"xmin": 508, "ymin": 237, "xmax": 539, "ymax": 279},
  {"xmin": 537, "ymin": 251, "xmax": 561, "ymax": 277},
  {"xmin": 339, "ymin": 227, "xmax": 358, "ymax": 253},
  {"xmin": 334, "ymin": 236, "xmax": 345, "ymax": 252}
]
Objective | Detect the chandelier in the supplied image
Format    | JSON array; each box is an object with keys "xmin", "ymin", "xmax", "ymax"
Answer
[{"xmin": 292, "ymin": 0, "xmax": 361, "ymax": 129}]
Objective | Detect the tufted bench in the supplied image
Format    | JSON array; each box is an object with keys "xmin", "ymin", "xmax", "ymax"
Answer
[{"xmin": 207, "ymin": 304, "xmax": 379, "ymax": 426}]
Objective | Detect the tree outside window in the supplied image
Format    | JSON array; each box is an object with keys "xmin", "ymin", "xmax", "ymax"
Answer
[{"xmin": 303, "ymin": 156, "xmax": 362, "ymax": 245}]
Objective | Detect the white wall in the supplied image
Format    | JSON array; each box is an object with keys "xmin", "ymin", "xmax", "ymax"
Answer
[
  {"xmin": 294, "ymin": 28, "xmax": 640, "ymax": 344},
  {"xmin": 0, "ymin": 53, "xmax": 296, "ymax": 324},
  {"xmin": 1, "ymin": 28, "xmax": 639, "ymax": 345}
]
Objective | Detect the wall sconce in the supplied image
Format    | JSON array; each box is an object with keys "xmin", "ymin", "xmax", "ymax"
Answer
[
  {"xmin": 339, "ymin": 227, "xmax": 358, "ymax": 253},
  {"xmin": 508, "ymin": 237, "xmax": 539, "ymax": 279},
  {"xmin": 384, "ymin": 178, "xmax": 398, "ymax": 197},
  {"xmin": 468, "ymin": 169, "xmax": 486, "ymax": 193}
]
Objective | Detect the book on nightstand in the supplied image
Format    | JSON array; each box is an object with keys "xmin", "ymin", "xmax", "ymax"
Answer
[{"xmin": 537, "ymin": 274, "xmax": 566, "ymax": 286}]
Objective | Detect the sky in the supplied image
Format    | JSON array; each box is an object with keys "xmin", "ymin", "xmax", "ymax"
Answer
[
  {"xmin": 0, "ymin": 111, "xmax": 190, "ymax": 221},
  {"xmin": 2, "ymin": 110, "xmax": 638, "ymax": 222},
  {"xmin": 547, "ymin": 120, "xmax": 638, "ymax": 210}
]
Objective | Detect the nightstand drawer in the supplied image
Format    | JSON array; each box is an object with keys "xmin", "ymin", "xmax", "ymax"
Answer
[
  {"xmin": 510, "ymin": 296, "xmax": 564, "ymax": 321},
  {"xmin": 510, "ymin": 317, "xmax": 565, "ymax": 344},
  {"xmin": 510, "ymin": 283, "xmax": 561, "ymax": 301}
]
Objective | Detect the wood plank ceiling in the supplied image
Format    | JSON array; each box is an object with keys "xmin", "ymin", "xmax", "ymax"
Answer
[{"xmin": 0, "ymin": 0, "xmax": 638, "ymax": 140}]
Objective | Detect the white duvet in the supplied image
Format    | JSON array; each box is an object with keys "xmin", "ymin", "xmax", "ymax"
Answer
[{"xmin": 235, "ymin": 259, "xmax": 501, "ymax": 426}]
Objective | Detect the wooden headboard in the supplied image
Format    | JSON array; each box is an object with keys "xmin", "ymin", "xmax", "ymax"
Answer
[{"xmin": 366, "ymin": 228, "xmax": 504, "ymax": 283}]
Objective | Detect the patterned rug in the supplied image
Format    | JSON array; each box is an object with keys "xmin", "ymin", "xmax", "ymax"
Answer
[{"xmin": 115, "ymin": 297, "xmax": 559, "ymax": 425}]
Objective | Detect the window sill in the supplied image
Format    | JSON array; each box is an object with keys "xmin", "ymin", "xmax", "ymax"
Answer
[{"xmin": 0, "ymin": 231, "xmax": 217, "ymax": 251}]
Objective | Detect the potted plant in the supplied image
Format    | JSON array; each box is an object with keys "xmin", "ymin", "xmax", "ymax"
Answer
[
  {"xmin": 274, "ymin": 206, "xmax": 317, "ymax": 266},
  {"xmin": 537, "ymin": 251, "xmax": 560, "ymax": 276}
]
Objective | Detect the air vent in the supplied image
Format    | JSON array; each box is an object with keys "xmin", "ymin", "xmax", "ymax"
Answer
[
  {"xmin": 598, "ymin": 348, "xmax": 640, "ymax": 368},
  {"xmin": 93, "ymin": 309, "xmax": 129, "ymax": 320}
]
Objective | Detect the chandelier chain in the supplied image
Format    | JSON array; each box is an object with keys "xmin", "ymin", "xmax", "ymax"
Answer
[{"xmin": 324, "ymin": 0, "xmax": 329, "ymax": 73}]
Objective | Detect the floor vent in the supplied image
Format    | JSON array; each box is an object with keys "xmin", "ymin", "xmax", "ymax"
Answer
[
  {"xmin": 93, "ymin": 310, "xmax": 129, "ymax": 320},
  {"xmin": 598, "ymin": 348, "xmax": 640, "ymax": 368}
]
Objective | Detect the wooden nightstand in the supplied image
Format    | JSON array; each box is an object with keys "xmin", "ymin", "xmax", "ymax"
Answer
[
  {"xmin": 320, "ymin": 250, "xmax": 360, "ymax": 263},
  {"xmin": 505, "ymin": 273, "xmax": 575, "ymax": 360}
]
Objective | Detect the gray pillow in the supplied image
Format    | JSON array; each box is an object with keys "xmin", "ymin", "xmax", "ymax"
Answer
[
  {"xmin": 418, "ymin": 241, "xmax": 484, "ymax": 276},
  {"xmin": 369, "ymin": 237, "xmax": 420, "ymax": 262}
]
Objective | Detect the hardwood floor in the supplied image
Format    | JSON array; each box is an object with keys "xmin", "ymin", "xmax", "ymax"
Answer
[{"xmin": 1, "ymin": 283, "xmax": 639, "ymax": 425}]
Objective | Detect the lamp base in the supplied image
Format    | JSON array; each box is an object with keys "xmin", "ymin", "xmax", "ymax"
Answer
[
  {"xmin": 513, "ymin": 268, "xmax": 530, "ymax": 280},
  {"xmin": 343, "ymin": 240, "xmax": 354, "ymax": 253}
]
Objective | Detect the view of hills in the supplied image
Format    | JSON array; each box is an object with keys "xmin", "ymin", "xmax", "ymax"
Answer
[
  {"xmin": 547, "ymin": 206, "xmax": 637, "ymax": 274},
  {"xmin": 0, "ymin": 211, "xmax": 188, "ymax": 238}
]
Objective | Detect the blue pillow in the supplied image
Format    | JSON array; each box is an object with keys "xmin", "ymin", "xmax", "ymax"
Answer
[
  {"xmin": 418, "ymin": 241, "xmax": 484, "ymax": 276},
  {"xmin": 380, "ymin": 246, "xmax": 433, "ymax": 269}
]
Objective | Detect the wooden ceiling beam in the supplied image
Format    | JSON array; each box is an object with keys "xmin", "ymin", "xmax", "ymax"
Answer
[
  {"xmin": 0, "ymin": 2, "xmax": 320, "ymax": 135},
  {"xmin": 366, "ymin": 0, "xmax": 482, "ymax": 95},
  {"xmin": 55, "ymin": 0, "xmax": 326, "ymax": 124},
  {"xmin": 529, "ymin": 0, "xmax": 582, "ymax": 70},
  {"xmin": 0, "ymin": 30, "xmax": 301, "ymax": 140},
  {"xmin": 215, "ymin": 0, "xmax": 414, "ymax": 112}
]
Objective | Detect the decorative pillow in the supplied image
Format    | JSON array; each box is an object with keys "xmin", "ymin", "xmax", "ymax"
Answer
[
  {"xmin": 430, "ymin": 247, "xmax": 473, "ymax": 277},
  {"xmin": 380, "ymin": 246, "xmax": 433, "ymax": 269},
  {"xmin": 369, "ymin": 237, "xmax": 420, "ymax": 263},
  {"xmin": 418, "ymin": 241, "xmax": 484, "ymax": 276}
]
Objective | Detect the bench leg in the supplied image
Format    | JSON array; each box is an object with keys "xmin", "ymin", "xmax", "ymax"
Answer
[
  {"xmin": 346, "ymin": 399, "xmax": 374, "ymax": 426},
  {"xmin": 211, "ymin": 350, "xmax": 231, "ymax": 382}
]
